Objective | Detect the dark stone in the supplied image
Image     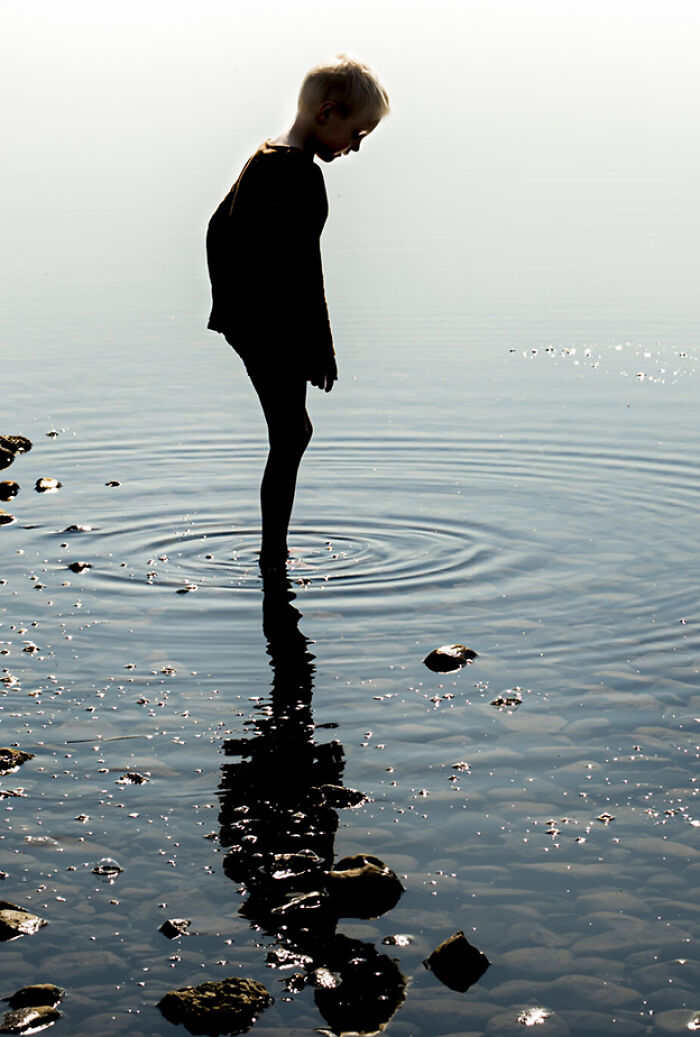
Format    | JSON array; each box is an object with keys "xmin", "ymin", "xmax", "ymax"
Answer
[
  {"xmin": 0, "ymin": 749, "xmax": 34, "ymax": 776},
  {"xmin": 0, "ymin": 513, "xmax": 14, "ymax": 527},
  {"xmin": 0, "ymin": 449, "xmax": 13, "ymax": 473},
  {"xmin": 423, "ymin": 644, "xmax": 478, "ymax": 672},
  {"xmin": 314, "ymin": 935, "xmax": 406, "ymax": 1037},
  {"xmin": 316, "ymin": 784, "xmax": 368, "ymax": 809},
  {"xmin": 116, "ymin": 772, "xmax": 149, "ymax": 785},
  {"xmin": 326, "ymin": 854, "xmax": 404, "ymax": 919},
  {"xmin": 0, "ymin": 437, "xmax": 32, "ymax": 455},
  {"xmin": 157, "ymin": 977, "xmax": 272, "ymax": 1035},
  {"xmin": 159, "ymin": 918, "xmax": 191, "ymax": 939},
  {"xmin": 0, "ymin": 1006, "xmax": 61, "ymax": 1034},
  {"xmin": 423, "ymin": 930, "xmax": 490, "ymax": 992},
  {"xmin": 0, "ymin": 483, "xmax": 19, "ymax": 502},
  {"xmin": 68, "ymin": 561, "xmax": 92, "ymax": 574},
  {"xmin": 0, "ymin": 902, "xmax": 47, "ymax": 941},
  {"xmin": 4, "ymin": 985, "xmax": 63, "ymax": 1010},
  {"xmin": 35, "ymin": 478, "xmax": 61, "ymax": 493}
]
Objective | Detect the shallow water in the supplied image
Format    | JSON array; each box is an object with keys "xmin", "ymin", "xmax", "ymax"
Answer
[
  {"xmin": 3, "ymin": 3, "xmax": 700, "ymax": 1034},
  {"xmin": 2, "ymin": 320, "xmax": 698, "ymax": 1036}
]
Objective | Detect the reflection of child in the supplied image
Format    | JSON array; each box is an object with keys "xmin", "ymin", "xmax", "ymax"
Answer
[{"xmin": 207, "ymin": 55, "xmax": 389, "ymax": 570}]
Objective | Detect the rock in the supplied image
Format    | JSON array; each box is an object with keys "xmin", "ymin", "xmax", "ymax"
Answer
[
  {"xmin": 68, "ymin": 562, "xmax": 92, "ymax": 573},
  {"xmin": 423, "ymin": 930, "xmax": 490, "ymax": 992},
  {"xmin": 92, "ymin": 858, "xmax": 123, "ymax": 878},
  {"xmin": 0, "ymin": 902, "xmax": 47, "ymax": 941},
  {"xmin": 382, "ymin": 934, "xmax": 414, "ymax": 946},
  {"xmin": 62, "ymin": 524, "xmax": 92, "ymax": 534},
  {"xmin": 4, "ymin": 985, "xmax": 64, "ymax": 1010},
  {"xmin": 0, "ymin": 1005, "xmax": 61, "ymax": 1034},
  {"xmin": 0, "ymin": 483, "xmax": 19, "ymax": 502},
  {"xmin": 317, "ymin": 784, "xmax": 368, "ymax": 809},
  {"xmin": 0, "ymin": 437, "xmax": 32, "ymax": 455},
  {"xmin": 105, "ymin": 480, "xmax": 121, "ymax": 487},
  {"xmin": 116, "ymin": 772, "xmax": 149, "ymax": 785},
  {"xmin": 314, "ymin": 936, "xmax": 406, "ymax": 1037},
  {"xmin": 0, "ymin": 450, "xmax": 13, "ymax": 473},
  {"xmin": 35, "ymin": 479, "xmax": 61, "ymax": 493},
  {"xmin": 0, "ymin": 749, "xmax": 34, "ymax": 776},
  {"xmin": 491, "ymin": 689, "xmax": 523, "ymax": 710},
  {"xmin": 157, "ymin": 977, "xmax": 271, "ymax": 1035},
  {"xmin": 159, "ymin": 918, "xmax": 191, "ymax": 940},
  {"xmin": 0, "ymin": 513, "xmax": 14, "ymax": 527},
  {"xmin": 326, "ymin": 854, "xmax": 404, "ymax": 919},
  {"xmin": 423, "ymin": 644, "xmax": 478, "ymax": 672}
]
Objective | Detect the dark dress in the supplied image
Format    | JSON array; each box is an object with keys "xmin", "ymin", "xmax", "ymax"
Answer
[{"xmin": 206, "ymin": 142, "xmax": 335, "ymax": 377}]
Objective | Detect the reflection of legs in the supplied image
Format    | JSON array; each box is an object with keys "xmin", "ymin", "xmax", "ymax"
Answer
[{"xmin": 248, "ymin": 366, "xmax": 312, "ymax": 566}]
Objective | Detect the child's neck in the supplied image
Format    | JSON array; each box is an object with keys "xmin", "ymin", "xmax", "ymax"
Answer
[{"xmin": 271, "ymin": 112, "xmax": 316, "ymax": 154}]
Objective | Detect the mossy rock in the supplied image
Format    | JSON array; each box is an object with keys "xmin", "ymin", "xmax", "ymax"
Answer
[
  {"xmin": 4, "ymin": 985, "xmax": 63, "ymax": 1009},
  {"xmin": 158, "ymin": 977, "xmax": 272, "ymax": 1035}
]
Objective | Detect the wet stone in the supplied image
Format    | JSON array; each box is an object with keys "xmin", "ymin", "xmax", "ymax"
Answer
[
  {"xmin": 4, "ymin": 986, "xmax": 64, "ymax": 1010},
  {"xmin": 0, "ymin": 437, "xmax": 32, "ymax": 455},
  {"xmin": 68, "ymin": 562, "xmax": 92, "ymax": 574},
  {"xmin": 0, "ymin": 483, "xmax": 19, "ymax": 502},
  {"xmin": 35, "ymin": 478, "xmax": 61, "ymax": 493},
  {"xmin": 0, "ymin": 513, "xmax": 15, "ymax": 527},
  {"xmin": 491, "ymin": 689, "xmax": 523, "ymax": 710},
  {"xmin": 423, "ymin": 930, "xmax": 490, "ymax": 992},
  {"xmin": 317, "ymin": 784, "xmax": 368, "ymax": 809},
  {"xmin": 0, "ymin": 449, "xmax": 13, "ymax": 473},
  {"xmin": 62, "ymin": 524, "xmax": 92, "ymax": 534},
  {"xmin": 159, "ymin": 918, "xmax": 191, "ymax": 940},
  {"xmin": 326, "ymin": 854, "xmax": 404, "ymax": 919},
  {"xmin": 92, "ymin": 858, "xmax": 123, "ymax": 878},
  {"xmin": 116, "ymin": 772, "xmax": 149, "ymax": 785},
  {"xmin": 423, "ymin": 644, "xmax": 478, "ymax": 673},
  {"xmin": 0, "ymin": 748, "xmax": 34, "ymax": 776},
  {"xmin": 0, "ymin": 902, "xmax": 47, "ymax": 941},
  {"xmin": 157, "ymin": 976, "xmax": 272, "ymax": 1036},
  {"xmin": 382, "ymin": 933, "xmax": 414, "ymax": 946},
  {"xmin": 0, "ymin": 1005, "xmax": 61, "ymax": 1034},
  {"xmin": 105, "ymin": 480, "xmax": 121, "ymax": 487}
]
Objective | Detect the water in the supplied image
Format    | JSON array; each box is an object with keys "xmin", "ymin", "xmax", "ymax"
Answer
[{"xmin": 2, "ymin": 3, "xmax": 700, "ymax": 1035}]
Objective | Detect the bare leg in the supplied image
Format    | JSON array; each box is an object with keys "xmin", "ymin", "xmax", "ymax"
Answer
[{"xmin": 247, "ymin": 365, "xmax": 313, "ymax": 568}]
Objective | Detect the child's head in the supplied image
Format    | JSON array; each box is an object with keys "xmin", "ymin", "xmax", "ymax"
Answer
[{"xmin": 298, "ymin": 54, "xmax": 390, "ymax": 126}]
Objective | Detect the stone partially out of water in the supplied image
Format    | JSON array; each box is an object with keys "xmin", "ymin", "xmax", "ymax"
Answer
[
  {"xmin": 0, "ymin": 1005, "xmax": 61, "ymax": 1034},
  {"xmin": 159, "ymin": 918, "xmax": 191, "ymax": 940},
  {"xmin": 0, "ymin": 512, "xmax": 14, "ymax": 527},
  {"xmin": 35, "ymin": 479, "xmax": 61, "ymax": 493},
  {"xmin": 116, "ymin": 772, "xmax": 149, "ymax": 785},
  {"xmin": 0, "ymin": 483, "xmax": 19, "ymax": 502},
  {"xmin": 491, "ymin": 689, "xmax": 523, "ymax": 710},
  {"xmin": 0, "ymin": 749, "xmax": 34, "ymax": 776},
  {"xmin": 423, "ymin": 644, "xmax": 478, "ymax": 673},
  {"xmin": 92, "ymin": 858, "xmax": 123, "ymax": 878},
  {"xmin": 68, "ymin": 561, "xmax": 92, "ymax": 574},
  {"xmin": 157, "ymin": 977, "xmax": 272, "ymax": 1036},
  {"xmin": 423, "ymin": 930, "xmax": 490, "ymax": 992},
  {"xmin": 0, "ymin": 902, "xmax": 47, "ymax": 942},
  {"xmin": 0, "ymin": 437, "xmax": 32, "ymax": 455},
  {"xmin": 326, "ymin": 854, "xmax": 404, "ymax": 919},
  {"xmin": 0, "ymin": 450, "xmax": 13, "ymax": 473},
  {"xmin": 62, "ymin": 524, "xmax": 92, "ymax": 534},
  {"xmin": 4, "ymin": 986, "xmax": 64, "ymax": 1010}
]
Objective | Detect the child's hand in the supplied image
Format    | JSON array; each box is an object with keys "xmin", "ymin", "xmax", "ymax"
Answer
[{"xmin": 310, "ymin": 354, "xmax": 338, "ymax": 393}]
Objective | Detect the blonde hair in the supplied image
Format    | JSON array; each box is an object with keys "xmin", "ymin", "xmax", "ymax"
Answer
[{"xmin": 298, "ymin": 54, "xmax": 390, "ymax": 122}]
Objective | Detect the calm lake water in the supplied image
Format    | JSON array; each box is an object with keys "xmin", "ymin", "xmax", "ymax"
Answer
[{"xmin": 2, "ymin": 3, "xmax": 699, "ymax": 1035}]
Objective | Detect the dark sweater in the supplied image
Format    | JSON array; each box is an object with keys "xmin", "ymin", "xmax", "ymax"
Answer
[{"xmin": 206, "ymin": 142, "xmax": 334, "ymax": 371}]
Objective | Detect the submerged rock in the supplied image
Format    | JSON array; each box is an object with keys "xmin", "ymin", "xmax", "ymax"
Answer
[
  {"xmin": 4, "ymin": 986, "xmax": 64, "ymax": 1010},
  {"xmin": 0, "ymin": 1005, "xmax": 61, "ymax": 1034},
  {"xmin": 0, "ymin": 437, "xmax": 32, "ymax": 455},
  {"xmin": 35, "ymin": 479, "xmax": 61, "ymax": 494},
  {"xmin": 0, "ymin": 749, "xmax": 34, "ymax": 776},
  {"xmin": 423, "ymin": 644, "xmax": 478, "ymax": 672},
  {"xmin": 491, "ymin": 689, "xmax": 523, "ymax": 710},
  {"xmin": 62, "ymin": 524, "xmax": 92, "ymax": 534},
  {"xmin": 0, "ymin": 902, "xmax": 47, "ymax": 942},
  {"xmin": 157, "ymin": 977, "xmax": 272, "ymax": 1035},
  {"xmin": 0, "ymin": 483, "xmax": 19, "ymax": 502},
  {"xmin": 326, "ymin": 854, "xmax": 404, "ymax": 919},
  {"xmin": 423, "ymin": 930, "xmax": 490, "ymax": 992},
  {"xmin": 159, "ymin": 918, "xmax": 191, "ymax": 940}
]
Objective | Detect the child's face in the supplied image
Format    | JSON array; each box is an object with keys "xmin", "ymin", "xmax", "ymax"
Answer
[{"xmin": 313, "ymin": 102, "xmax": 378, "ymax": 162}]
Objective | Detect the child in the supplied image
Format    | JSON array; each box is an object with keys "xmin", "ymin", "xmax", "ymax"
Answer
[{"xmin": 206, "ymin": 55, "xmax": 389, "ymax": 571}]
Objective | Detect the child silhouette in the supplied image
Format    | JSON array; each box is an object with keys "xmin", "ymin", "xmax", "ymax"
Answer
[{"xmin": 207, "ymin": 55, "xmax": 389, "ymax": 570}]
